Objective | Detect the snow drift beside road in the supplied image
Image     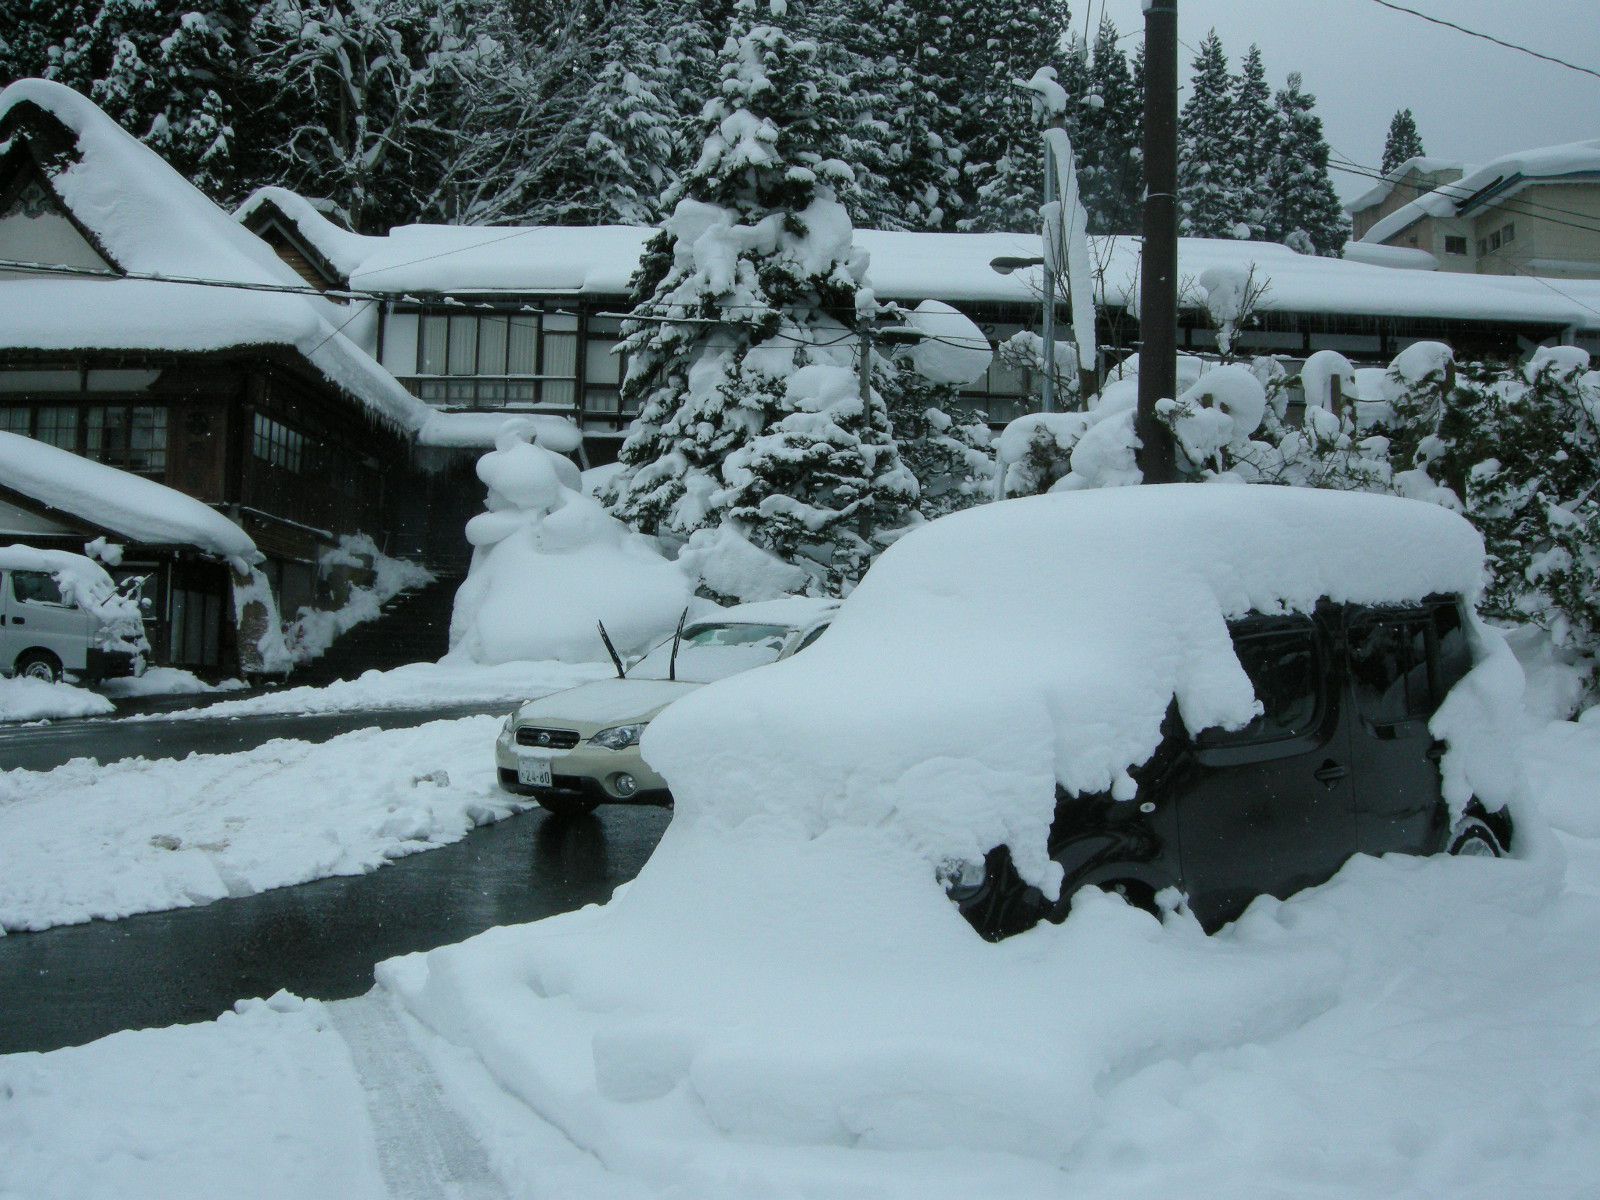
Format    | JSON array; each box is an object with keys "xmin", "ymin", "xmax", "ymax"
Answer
[
  {"xmin": 0, "ymin": 675, "xmax": 114, "ymax": 722},
  {"xmin": 0, "ymin": 716, "xmax": 519, "ymax": 933}
]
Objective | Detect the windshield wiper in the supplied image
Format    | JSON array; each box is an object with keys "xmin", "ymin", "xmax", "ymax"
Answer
[
  {"xmin": 596, "ymin": 620, "xmax": 627, "ymax": 679},
  {"xmin": 668, "ymin": 607, "xmax": 688, "ymax": 682}
]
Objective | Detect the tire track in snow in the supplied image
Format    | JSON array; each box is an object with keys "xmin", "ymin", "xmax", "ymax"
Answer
[{"xmin": 328, "ymin": 993, "xmax": 509, "ymax": 1200}]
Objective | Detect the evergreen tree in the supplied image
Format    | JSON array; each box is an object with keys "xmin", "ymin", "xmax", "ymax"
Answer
[
  {"xmin": 554, "ymin": 0, "xmax": 685, "ymax": 225},
  {"xmin": 1381, "ymin": 107, "xmax": 1425, "ymax": 175},
  {"xmin": 955, "ymin": 0, "xmax": 1073, "ymax": 233},
  {"xmin": 1230, "ymin": 45, "xmax": 1278, "ymax": 240},
  {"xmin": 1077, "ymin": 16, "xmax": 1142, "ymax": 234},
  {"xmin": 1178, "ymin": 31, "xmax": 1249, "ymax": 238},
  {"xmin": 1266, "ymin": 72, "xmax": 1348, "ymax": 256},
  {"xmin": 605, "ymin": 0, "xmax": 917, "ymax": 595}
]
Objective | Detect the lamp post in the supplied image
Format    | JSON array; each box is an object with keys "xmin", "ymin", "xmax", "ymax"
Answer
[{"xmin": 989, "ymin": 252, "xmax": 1056, "ymax": 414}]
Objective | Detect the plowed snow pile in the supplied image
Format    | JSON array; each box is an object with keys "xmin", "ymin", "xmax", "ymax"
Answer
[{"xmin": 375, "ymin": 487, "xmax": 1596, "ymax": 1197}]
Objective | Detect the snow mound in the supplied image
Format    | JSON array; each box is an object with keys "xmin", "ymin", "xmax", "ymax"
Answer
[
  {"xmin": 0, "ymin": 675, "xmax": 114, "ymax": 722},
  {"xmin": 903, "ymin": 300, "xmax": 992, "ymax": 387},
  {"xmin": 449, "ymin": 422, "xmax": 690, "ymax": 664}
]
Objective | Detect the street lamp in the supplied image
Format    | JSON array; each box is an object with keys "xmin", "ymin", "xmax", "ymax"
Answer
[{"xmin": 988, "ymin": 253, "xmax": 1058, "ymax": 414}]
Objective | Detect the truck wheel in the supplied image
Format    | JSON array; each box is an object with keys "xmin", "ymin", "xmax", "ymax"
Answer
[{"xmin": 15, "ymin": 651, "xmax": 63, "ymax": 684}]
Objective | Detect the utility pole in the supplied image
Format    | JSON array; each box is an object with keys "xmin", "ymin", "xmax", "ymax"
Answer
[{"xmin": 1136, "ymin": 0, "xmax": 1179, "ymax": 484}]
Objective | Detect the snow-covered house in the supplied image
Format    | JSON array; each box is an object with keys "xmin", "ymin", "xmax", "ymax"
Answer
[
  {"xmin": 1349, "ymin": 143, "xmax": 1600, "ymax": 280},
  {"xmin": 238, "ymin": 187, "xmax": 1600, "ymax": 464},
  {"xmin": 0, "ymin": 80, "xmax": 435, "ymax": 626}
]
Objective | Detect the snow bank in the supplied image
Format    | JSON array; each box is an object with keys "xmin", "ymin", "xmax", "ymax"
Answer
[
  {"xmin": 0, "ymin": 993, "xmax": 386, "ymax": 1200},
  {"xmin": 136, "ymin": 658, "xmax": 607, "ymax": 721},
  {"xmin": 0, "ymin": 433, "xmax": 258, "ymax": 564},
  {"xmin": 99, "ymin": 668, "xmax": 246, "ymax": 699},
  {"xmin": 378, "ymin": 678, "xmax": 1592, "ymax": 1200},
  {"xmin": 0, "ymin": 716, "xmax": 524, "ymax": 933},
  {"xmin": 0, "ymin": 675, "xmax": 113, "ymax": 722},
  {"xmin": 450, "ymin": 422, "xmax": 689, "ymax": 664}
]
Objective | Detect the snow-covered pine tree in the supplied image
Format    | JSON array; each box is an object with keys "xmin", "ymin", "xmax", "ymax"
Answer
[
  {"xmin": 1266, "ymin": 72, "xmax": 1348, "ymax": 256},
  {"xmin": 956, "ymin": 0, "xmax": 1073, "ymax": 233},
  {"xmin": 604, "ymin": 0, "xmax": 918, "ymax": 596},
  {"xmin": 1230, "ymin": 45, "xmax": 1278, "ymax": 240},
  {"xmin": 555, "ymin": 0, "xmax": 685, "ymax": 225},
  {"xmin": 1078, "ymin": 16, "xmax": 1142, "ymax": 235},
  {"xmin": 808, "ymin": 0, "xmax": 907, "ymax": 230},
  {"xmin": 1178, "ymin": 30, "xmax": 1249, "ymax": 239},
  {"xmin": 1, "ymin": 0, "xmax": 253, "ymax": 198},
  {"xmin": 1381, "ymin": 108, "xmax": 1425, "ymax": 175}
]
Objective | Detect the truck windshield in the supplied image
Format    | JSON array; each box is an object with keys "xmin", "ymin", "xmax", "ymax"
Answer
[{"xmin": 631, "ymin": 623, "xmax": 791, "ymax": 683}]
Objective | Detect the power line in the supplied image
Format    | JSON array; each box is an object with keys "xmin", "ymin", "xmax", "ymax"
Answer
[{"xmin": 1366, "ymin": 0, "xmax": 1600, "ymax": 82}]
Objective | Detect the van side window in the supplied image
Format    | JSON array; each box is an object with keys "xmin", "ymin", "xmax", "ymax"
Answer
[
  {"xmin": 1199, "ymin": 626, "xmax": 1320, "ymax": 746},
  {"xmin": 1348, "ymin": 614, "xmax": 1433, "ymax": 725},
  {"xmin": 11, "ymin": 570, "xmax": 65, "ymax": 606}
]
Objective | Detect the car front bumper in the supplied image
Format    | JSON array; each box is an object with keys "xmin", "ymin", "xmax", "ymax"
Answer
[{"xmin": 494, "ymin": 730, "xmax": 672, "ymax": 805}]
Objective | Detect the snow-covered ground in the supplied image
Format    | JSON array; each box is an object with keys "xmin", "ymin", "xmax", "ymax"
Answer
[
  {"xmin": 4, "ymin": 650, "xmax": 1598, "ymax": 1196},
  {"xmin": 0, "ymin": 715, "xmax": 521, "ymax": 934},
  {"xmin": 136, "ymin": 657, "xmax": 609, "ymax": 721}
]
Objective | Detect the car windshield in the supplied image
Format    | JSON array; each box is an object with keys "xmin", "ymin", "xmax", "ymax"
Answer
[{"xmin": 631, "ymin": 622, "xmax": 793, "ymax": 683}]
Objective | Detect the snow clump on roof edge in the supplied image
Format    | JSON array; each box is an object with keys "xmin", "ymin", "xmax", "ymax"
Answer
[
  {"xmin": 0, "ymin": 431, "xmax": 259, "ymax": 565},
  {"xmin": 643, "ymin": 485, "xmax": 1486, "ymax": 896}
]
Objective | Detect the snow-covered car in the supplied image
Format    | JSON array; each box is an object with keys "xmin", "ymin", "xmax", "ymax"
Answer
[
  {"xmin": 496, "ymin": 598, "xmax": 838, "ymax": 816},
  {"xmin": 1, "ymin": 544, "xmax": 148, "ymax": 684},
  {"xmin": 635, "ymin": 485, "xmax": 1521, "ymax": 942}
]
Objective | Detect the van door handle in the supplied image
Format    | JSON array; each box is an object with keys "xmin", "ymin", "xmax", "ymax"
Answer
[
  {"xmin": 1313, "ymin": 760, "xmax": 1348, "ymax": 787},
  {"xmin": 9, "ymin": 616, "xmax": 21, "ymax": 625}
]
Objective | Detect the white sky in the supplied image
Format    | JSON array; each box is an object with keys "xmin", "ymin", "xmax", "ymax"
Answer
[{"xmin": 1093, "ymin": 0, "xmax": 1600, "ymax": 200}]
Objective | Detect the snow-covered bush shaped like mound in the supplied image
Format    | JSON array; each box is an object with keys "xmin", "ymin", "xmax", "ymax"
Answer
[{"xmin": 448, "ymin": 420, "xmax": 690, "ymax": 664}]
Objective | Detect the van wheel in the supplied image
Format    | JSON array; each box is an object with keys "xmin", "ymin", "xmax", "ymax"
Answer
[
  {"xmin": 1447, "ymin": 819, "xmax": 1504, "ymax": 858},
  {"xmin": 537, "ymin": 795, "xmax": 599, "ymax": 819},
  {"xmin": 15, "ymin": 651, "xmax": 63, "ymax": 684}
]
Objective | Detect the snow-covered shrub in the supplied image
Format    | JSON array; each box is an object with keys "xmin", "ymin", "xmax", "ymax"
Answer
[
  {"xmin": 1425, "ymin": 348, "xmax": 1600, "ymax": 660},
  {"xmin": 451, "ymin": 420, "xmax": 690, "ymax": 664}
]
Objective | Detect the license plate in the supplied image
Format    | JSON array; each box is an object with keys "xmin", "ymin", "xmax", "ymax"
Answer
[{"xmin": 517, "ymin": 757, "xmax": 552, "ymax": 787}]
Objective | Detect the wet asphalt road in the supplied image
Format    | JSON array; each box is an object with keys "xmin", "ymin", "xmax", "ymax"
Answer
[
  {"xmin": 0, "ymin": 701, "xmax": 510, "ymax": 773},
  {"xmin": 0, "ymin": 804, "xmax": 673, "ymax": 1055}
]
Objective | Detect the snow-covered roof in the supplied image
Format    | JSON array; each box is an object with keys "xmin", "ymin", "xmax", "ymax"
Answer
[
  {"xmin": 0, "ymin": 81, "xmax": 431, "ymax": 434},
  {"xmin": 241, "ymin": 193, "xmax": 1600, "ymax": 331},
  {"xmin": 233, "ymin": 186, "xmax": 388, "ymax": 283},
  {"xmin": 0, "ymin": 430, "xmax": 260, "ymax": 564},
  {"xmin": 1347, "ymin": 156, "xmax": 1468, "ymax": 213},
  {"xmin": 1362, "ymin": 139, "xmax": 1600, "ymax": 247}
]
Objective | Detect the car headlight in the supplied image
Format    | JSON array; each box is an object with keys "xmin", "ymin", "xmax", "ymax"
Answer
[{"xmin": 590, "ymin": 723, "xmax": 646, "ymax": 751}]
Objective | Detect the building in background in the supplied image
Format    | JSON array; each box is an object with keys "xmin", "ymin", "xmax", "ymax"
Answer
[{"xmin": 1348, "ymin": 142, "xmax": 1600, "ymax": 279}]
